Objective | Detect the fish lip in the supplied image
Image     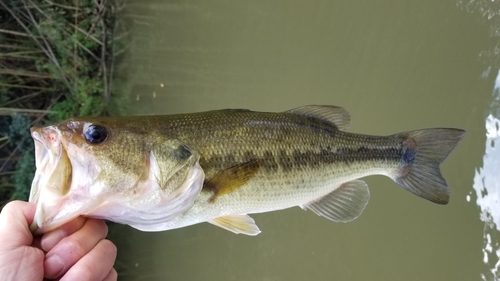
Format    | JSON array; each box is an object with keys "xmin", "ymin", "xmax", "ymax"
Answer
[
  {"xmin": 29, "ymin": 127, "xmax": 49, "ymax": 203},
  {"xmin": 31, "ymin": 129, "xmax": 49, "ymax": 167},
  {"xmin": 29, "ymin": 126, "xmax": 72, "ymax": 233},
  {"xmin": 29, "ymin": 126, "xmax": 63, "ymax": 187}
]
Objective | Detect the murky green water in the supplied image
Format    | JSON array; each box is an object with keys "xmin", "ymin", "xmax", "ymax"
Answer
[{"xmin": 108, "ymin": 1, "xmax": 500, "ymax": 280}]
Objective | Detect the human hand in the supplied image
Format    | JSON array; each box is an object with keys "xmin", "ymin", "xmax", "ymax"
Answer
[{"xmin": 0, "ymin": 200, "xmax": 117, "ymax": 280}]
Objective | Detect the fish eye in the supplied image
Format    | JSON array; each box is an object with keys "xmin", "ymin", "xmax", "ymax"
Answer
[{"xmin": 83, "ymin": 124, "xmax": 108, "ymax": 144}]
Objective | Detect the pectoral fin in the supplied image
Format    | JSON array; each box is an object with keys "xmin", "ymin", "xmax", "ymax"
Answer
[
  {"xmin": 209, "ymin": 214, "xmax": 261, "ymax": 236},
  {"xmin": 302, "ymin": 180, "xmax": 370, "ymax": 223},
  {"xmin": 205, "ymin": 159, "xmax": 261, "ymax": 202}
]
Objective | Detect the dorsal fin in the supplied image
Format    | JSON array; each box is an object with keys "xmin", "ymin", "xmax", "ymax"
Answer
[{"xmin": 285, "ymin": 105, "xmax": 351, "ymax": 131}]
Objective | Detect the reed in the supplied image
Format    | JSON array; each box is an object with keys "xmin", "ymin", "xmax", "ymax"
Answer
[{"xmin": 0, "ymin": 0, "xmax": 129, "ymax": 206}]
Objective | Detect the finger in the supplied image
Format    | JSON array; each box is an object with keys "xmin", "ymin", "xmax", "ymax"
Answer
[
  {"xmin": 103, "ymin": 268, "xmax": 118, "ymax": 281},
  {"xmin": 59, "ymin": 239, "xmax": 117, "ymax": 281},
  {"xmin": 0, "ymin": 201, "xmax": 36, "ymax": 248},
  {"xmin": 44, "ymin": 219, "xmax": 108, "ymax": 279},
  {"xmin": 40, "ymin": 216, "xmax": 87, "ymax": 252}
]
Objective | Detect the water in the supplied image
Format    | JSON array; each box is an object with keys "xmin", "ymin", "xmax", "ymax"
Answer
[{"xmin": 107, "ymin": 1, "xmax": 500, "ymax": 280}]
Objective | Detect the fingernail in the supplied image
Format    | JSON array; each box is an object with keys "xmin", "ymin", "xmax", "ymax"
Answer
[
  {"xmin": 41, "ymin": 229, "xmax": 66, "ymax": 252},
  {"xmin": 44, "ymin": 254, "xmax": 65, "ymax": 278}
]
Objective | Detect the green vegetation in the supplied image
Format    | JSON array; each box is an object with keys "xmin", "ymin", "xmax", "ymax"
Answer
[{"xmin": 0, "ymin": 0, "xmax": 129, "ymax": 207}]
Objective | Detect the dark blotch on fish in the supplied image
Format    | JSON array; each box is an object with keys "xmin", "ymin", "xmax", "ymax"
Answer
[
  {"xmin": 263, "ymin": 151, "xmax": 279, "ymax": 172},
  {"xmin": 175, "ymin": 145, "xmax": 192, "ymax": 160},
  {"xmin": 401, "ymin": 137, "xmax": 417, "ymax": 164}
]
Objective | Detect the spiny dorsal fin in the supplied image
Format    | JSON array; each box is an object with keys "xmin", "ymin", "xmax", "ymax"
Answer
[
  {"xmin": 209, "ymin": 214, "xmax": 261, "ymax": 235},
  {"xmin": 286, "ymin": 105, "xmax": 351, "ymax": 131},
  {"xmin": 205, "ymin": 159, "xmax": 262, "ymax": 202},
  {"xmin": 301, "ymin": 180, "xmax": 370, "ymax": 222}
]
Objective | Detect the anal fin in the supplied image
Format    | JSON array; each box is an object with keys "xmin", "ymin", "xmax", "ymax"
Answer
[
  {"xmin": 302, "ymin": 180, "xmax": 370, "ymax": 223},
  {"xmin": 209, "ymin": 214, "xmax": 261, "ymax": 236}
]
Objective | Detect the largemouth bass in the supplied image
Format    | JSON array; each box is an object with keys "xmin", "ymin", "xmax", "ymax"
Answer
[{"xmin": 29, "ymin": 105, "xmax": 465, "ymax": 235}]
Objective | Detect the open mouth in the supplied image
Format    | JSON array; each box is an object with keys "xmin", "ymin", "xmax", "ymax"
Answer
[{"xmin": 29, "ymin": 126, "xmax": 73, "ymax": 233}]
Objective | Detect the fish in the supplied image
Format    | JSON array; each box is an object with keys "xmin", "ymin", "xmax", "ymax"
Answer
[{"xmin": 28, "ymin": 105, "xmax": 465, "ymax": 235}]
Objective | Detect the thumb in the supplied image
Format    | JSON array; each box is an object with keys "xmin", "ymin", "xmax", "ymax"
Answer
[{"xmin": 0, "ymin": 201, "xmax": 36, "ymax": 248}]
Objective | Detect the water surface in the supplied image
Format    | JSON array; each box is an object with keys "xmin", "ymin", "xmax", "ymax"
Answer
[{"xmin": 108, "ymin": 1, "xmax": 499, "ymax": 280}]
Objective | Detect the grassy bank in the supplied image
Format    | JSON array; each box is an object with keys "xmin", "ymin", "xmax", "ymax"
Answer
[{"xmin": 0, "ymin": 0, "xmax": 129, "ymax": 207}]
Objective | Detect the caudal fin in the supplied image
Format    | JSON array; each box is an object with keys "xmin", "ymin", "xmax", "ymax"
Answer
[{"xmin": 393, "ymin": 128, "xmax": 465, "ymax": 205}]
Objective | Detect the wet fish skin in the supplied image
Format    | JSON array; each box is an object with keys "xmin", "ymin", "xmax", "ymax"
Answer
[
  {"xmin": 29, "ymin": 105, "xmax": 465, "ymax": 235},
  {"xmin": 29, "ymin": 117, "xmax": 205, "ymax": 234}
]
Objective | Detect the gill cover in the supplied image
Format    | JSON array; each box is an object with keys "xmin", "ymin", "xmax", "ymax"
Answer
[
  {"xmin": 90, "ymin": 140, "xmax": 205, "ymax": 231},
  {"xmin": 29, "ymin": 122, "xmax": 204, "ymax": 234}
]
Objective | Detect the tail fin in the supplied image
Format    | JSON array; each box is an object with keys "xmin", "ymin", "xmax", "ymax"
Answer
[{"xmin": 394, "ymin": 128, "xmax": 465, "ymax": 205}]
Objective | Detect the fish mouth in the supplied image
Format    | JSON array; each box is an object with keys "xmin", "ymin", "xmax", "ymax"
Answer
[{"xmin": 29, "ymin": 126, "xmax": 74, "ymax": 234}]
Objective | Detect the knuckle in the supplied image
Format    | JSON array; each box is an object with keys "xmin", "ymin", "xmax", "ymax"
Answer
[
  {"xmin": 65, "ymin": 262, "xmax": 95, "ymax": 281},
  {"xmin": 88, "ymin": 219, "xmax": 108, "ymax": 237},
  {"xmin": 1, "ymin": 201, "xmax": 22, "ymax": 213},
  {"xmin": 97, "ymin": 220, "xmax": 109, "ymax": 236},
  {"xmin": 99, "ymin": 240, "xmax": 117, "ymax": 258},
  {"xmin": 63, "ymin": 237, "xmax": 86, "ymax": 257},
  {"xmin": 105, "ymin": 268, "xmax": 118, "ymax": 281}
]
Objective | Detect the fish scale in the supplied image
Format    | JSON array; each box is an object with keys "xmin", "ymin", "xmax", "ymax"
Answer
[{"xmin": 28, "ymin": 105, "xmax": 465, "ymax": 235}]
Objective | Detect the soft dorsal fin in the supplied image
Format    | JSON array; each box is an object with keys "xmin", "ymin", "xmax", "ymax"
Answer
[
  {"xmin": 205, "ymin": 159, "xmax": 262, "ymax": 202},
  {"xmin": 301, "ymin": 180, "xmax": 370, "ymax": 222},
  {"xmin": 209, "ymin": 214, "xmax": 261, "ymax": 235},
  {"xmin": 285, "ymin": 105, "xmax": 351, "ymax": 131}
]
